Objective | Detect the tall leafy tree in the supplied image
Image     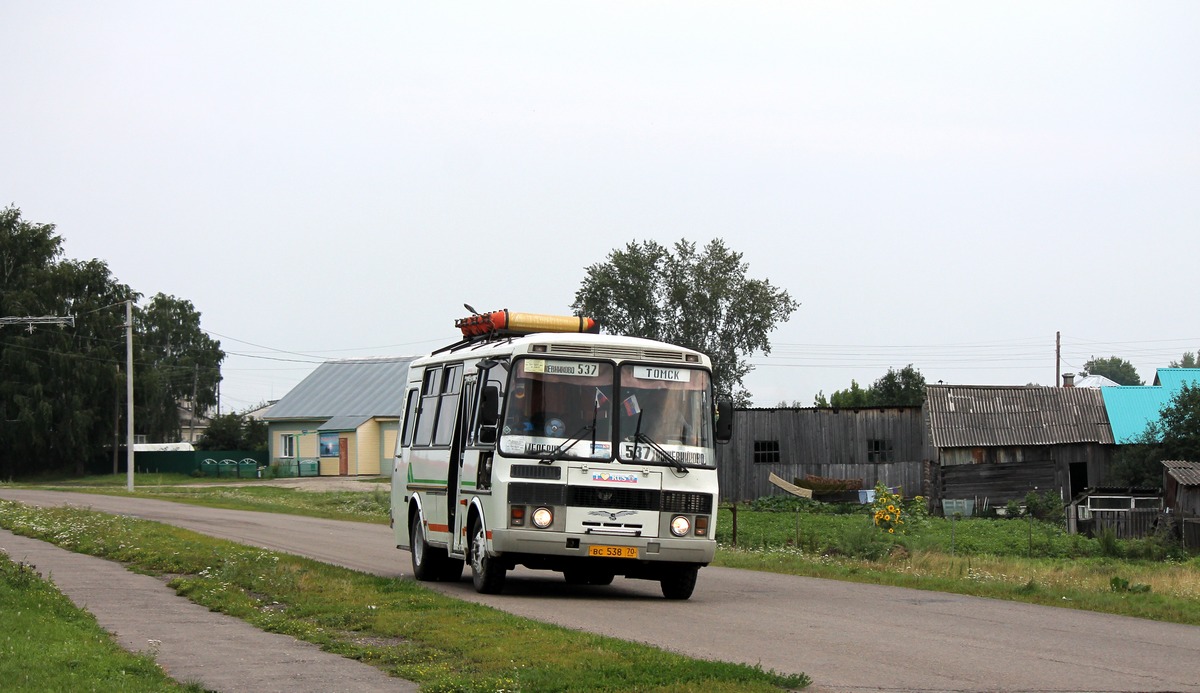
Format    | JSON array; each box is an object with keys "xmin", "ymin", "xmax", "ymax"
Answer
[
  {"xmin": 869, "ymin": 365, "xmax": 927, "ymax": 406},
  {"xmin": 197, "ymin": 412, "xmax": 265, "ymax": 451},
  {"xmin": 820, "ymin": 365, "xmax": 927, "ymax": 408},
  {"xmin": 135, "ymin": 293, "xmax": 224, "ymax": 443},
  {"xmin": 1, "ymin": 206, "xmax": 134, "ymax": 477},
  {"xmin": 572, "ymin": 239, "xmax": 798, "ymax": 404},
  {"xmin": 1169, "ymin": 352, "xmax": 1198, "ymax": 368},
  {"xmin": 829, "ymin": 380, "xmax": 871, "ymax": 408},
  {"xmin": 1082, "ymin": 356, "xmax": 1143, "ymax": 386}
]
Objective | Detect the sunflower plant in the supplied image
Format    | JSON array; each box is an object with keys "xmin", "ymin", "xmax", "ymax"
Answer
[{"xmin": 870, "ymin": 482, "xmax": 907, "ymax": 534}]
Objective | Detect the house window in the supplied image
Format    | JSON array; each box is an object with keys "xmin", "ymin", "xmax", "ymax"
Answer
[
  {"xmin": 753, "ymin": 440, "xmax": 780, "ymax": 464},
  {"xmin": 867, "ymin": 439, "xmax": 894, "ymax": 463},
  {"xmin": 280, "ymin": 434, "xmax": 296, "ymax": 458}
]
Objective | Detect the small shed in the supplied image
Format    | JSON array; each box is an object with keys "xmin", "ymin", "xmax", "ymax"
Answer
[
  {"xmin": 1162, "ymin": 460, "xmax": 1200, "ymax": 548},
  {"xmin": 1066, "ymin": 486, "xmax": 1161, "ymax": 539},
  {"xmin": 924, "ymin": 385, "xmax": 1115, "ymax": 510}
]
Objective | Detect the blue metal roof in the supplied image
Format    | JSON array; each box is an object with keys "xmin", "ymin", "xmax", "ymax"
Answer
[
  {"xmin": 1101, "ymin": 368, "xmax": 1200, "ymax": 443},
  {"xmin": 263, "ymin": 356, "xmax": 415, "ymax": 421}
]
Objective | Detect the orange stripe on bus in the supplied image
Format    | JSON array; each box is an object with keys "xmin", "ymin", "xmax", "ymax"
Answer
[{"xmin": 428, "ymin": 524, "xmax": 449, "ymax": 533}]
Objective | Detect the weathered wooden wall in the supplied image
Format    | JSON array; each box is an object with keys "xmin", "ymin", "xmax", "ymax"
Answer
[
  {"xmin": 935, "ymin": 443, "xmax": 1114, "ymax": 506},
  {"xmin": 939, "ymin": 459, "xmax": 1059, "ymax": 506},
  {"xmin": 717, "ymin": 407, "xmax": 931, "ymax": 502}
]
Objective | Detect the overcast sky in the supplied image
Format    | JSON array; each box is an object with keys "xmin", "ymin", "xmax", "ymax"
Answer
[{"xmin": 3, "ymin": 2, "xmax": 1198, "ymax": 413}]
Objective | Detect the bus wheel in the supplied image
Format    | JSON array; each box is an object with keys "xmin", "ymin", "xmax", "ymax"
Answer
[
  {"xmin": 469, "ymin": 518, "xmax": 506, "ymax": 594},
  {"xmin": 411, "ymin": 517, "xmax": 454, "ymax": 581},
  {"xmin": 660, "ymin": 565, "xmax": 698, "ymax": 600}
]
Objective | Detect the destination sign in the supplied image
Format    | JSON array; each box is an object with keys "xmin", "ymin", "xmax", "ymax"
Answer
[
  {"xmin": 632, "ymin": 366, "xmax": 691, "ymax": 383},
  {"xmin": 522, "ymin": 359, "xmax": 601, "ymax": 377}
]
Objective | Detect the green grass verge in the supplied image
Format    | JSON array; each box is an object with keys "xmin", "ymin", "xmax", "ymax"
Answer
[
  {"xmin": 0, "ymin": 500, "xmax": 809, "ymax": 692},
  {"xmin": 0, "ymin": 551, "xmax": 206, "ymax": 692}
]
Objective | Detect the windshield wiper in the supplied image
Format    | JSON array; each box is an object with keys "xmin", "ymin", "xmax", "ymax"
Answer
[
  {"xmin": 538, "ymin": 424, "xmax": 596, "ymax": 465},
  {"xmin": 633, "ymin": 432, "xmax": 690, "ymax": 474}
]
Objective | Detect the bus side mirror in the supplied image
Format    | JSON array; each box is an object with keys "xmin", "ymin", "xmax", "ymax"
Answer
[
  {"xmin": 715, "ymin": 400, "xmax": 733, "ymax": 444},
  {"xmin": 478, "ymin": 385, "xmax": 500, "ymax": 445}
]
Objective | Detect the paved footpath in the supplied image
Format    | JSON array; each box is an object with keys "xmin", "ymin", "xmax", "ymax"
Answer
[{"xmin": 1, "ymin": 528, "xmax": 418, "ymax": 693}]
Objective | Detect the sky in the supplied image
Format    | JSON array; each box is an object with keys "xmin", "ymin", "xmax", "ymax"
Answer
[{"xmin": 3, "ymin": 1, "xmax": 1198, "ymax": 414}]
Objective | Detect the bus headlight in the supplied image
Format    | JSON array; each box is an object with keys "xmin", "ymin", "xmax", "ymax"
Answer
[
  {"xmin": 670, "ymin": 515, "xmax": 691, "ymax": 537},
  {"xmin": 532, "ymin": 507, "xmax": 554, "ymax": 529}
]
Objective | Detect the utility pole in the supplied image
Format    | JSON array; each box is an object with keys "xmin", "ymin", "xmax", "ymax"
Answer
[
  {"xmin": 1056, "ymin": 331, "xmax": 1061, "ymax": 387},
  {"xmin": 126, "ymin": 300, "xmax": 135, "ymax": 491}
]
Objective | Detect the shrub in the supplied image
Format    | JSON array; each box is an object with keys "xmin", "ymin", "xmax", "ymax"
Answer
[{"xmin": 1024, "ymin": 490, "xmax": 1065, "ymax": 525}]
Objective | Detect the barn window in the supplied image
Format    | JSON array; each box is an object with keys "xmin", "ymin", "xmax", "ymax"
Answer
[
  {"xmin": 867, "ymin": 439, "xmax": 894, "ymax": 463},
  {"xmin": 753, "ymin": 440, "xmax": 780, "ymax": 464}
]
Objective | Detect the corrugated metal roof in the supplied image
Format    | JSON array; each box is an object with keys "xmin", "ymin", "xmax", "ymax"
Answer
[
  {"xmin": 1163, "ymin": 460, "xmax": 1200, "ymax": 487},
  {"xmin": 1153, "ymin": 368, "xmax": 1200, "ymax": 388},
  {"xmin": 1101, "ymin": 369, "xmax": 1200, "ymax": 443},
  {"xmin": 263, "ymin": 356, "xmax": 415, "ymax": 420},
  {"xmin": 926, "ymin": 385, "xmax": 1114, "ymax": 448},
  {"xmin": 318, "ymin": 415, "xmax": 374, "ymax": 431},
  {"xmin": 1073, "ymin": 374, "xmax": 1120, "ymax": 388}
]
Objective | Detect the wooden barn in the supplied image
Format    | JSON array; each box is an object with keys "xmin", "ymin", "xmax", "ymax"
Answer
[
  {"xmin": 924, "ymin": 385, "xmax": 1115, "ymax": 510},
  {"xmin": 716, "ymin": 406, "xmax": 932, "ymax": 502}
]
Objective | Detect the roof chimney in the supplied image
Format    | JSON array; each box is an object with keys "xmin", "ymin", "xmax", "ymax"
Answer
[{"xmin": 1062, "ymin": 372, "xmax": 1075, "ymax": 388}]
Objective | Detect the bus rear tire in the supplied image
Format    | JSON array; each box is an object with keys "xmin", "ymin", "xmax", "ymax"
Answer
[
  {"xmin": 411, "ymin": 517, "xmax": 460, "ymax": 582},
  {"xmin": 469, "ymin": 517, "xmax": 506, "ymax": 594},
  {"xmin": 660, "ymin": 565, "xmax": 698, "ymax": 600}
]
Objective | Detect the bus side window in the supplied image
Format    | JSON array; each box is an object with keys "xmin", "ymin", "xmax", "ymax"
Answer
[
  {"xmin": 433, "ymin": 364, "xmax": 464, "ymax": 446},
  {"xmin": 400, "ymin": 388, "xmax": 420, "ymax": 448},
  {"xmin": 413, "ymin": 367, "xmax": 441, "ymax": 447}
]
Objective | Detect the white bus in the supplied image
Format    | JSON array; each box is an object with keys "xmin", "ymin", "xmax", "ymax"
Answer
[{"xmin": 391, "ymin": 310, "xmax": 732, "ymax": 599}]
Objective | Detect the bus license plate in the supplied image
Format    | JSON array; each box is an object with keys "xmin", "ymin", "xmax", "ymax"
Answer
[{"xmin": 588, "ymin": 545, "xmax": 638, "ymax": 559}]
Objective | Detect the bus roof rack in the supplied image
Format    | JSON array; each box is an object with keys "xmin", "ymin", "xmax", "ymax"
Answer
[
  {"xmin": 430, "ymin": 310, "xmax": 600, "ymax": 355},
  {"xmin": 455, "ymin": 310, "xmax": 599, "ymax": 339}
]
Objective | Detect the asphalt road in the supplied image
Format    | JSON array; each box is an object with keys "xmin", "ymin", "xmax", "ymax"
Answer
[{"xmin": 3, "ymin": 488, "xmax": 1199, "ymax": 693}]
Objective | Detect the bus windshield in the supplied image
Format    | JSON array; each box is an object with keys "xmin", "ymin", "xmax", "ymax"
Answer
[
  {"xmin": 616, "ymin": 364, "xmax": 715, "ymax": 468},
  {"xmin": 496, "ymin": 357, "xmax": 716, "ymax": 468},
  {"xmin": 498, "ymin": 358, "xmax": 616, "ymax": 461}
]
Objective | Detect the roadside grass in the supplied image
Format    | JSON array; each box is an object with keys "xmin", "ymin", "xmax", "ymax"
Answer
[
  {"xmin": 0, "ymin": 550, "xmax": 206, "ymax": 692},
  {"xmin": 10, "ymin": 474, "xmax": 392, "ymax": 524},
  {"xmin": 714, "ymin": 504, "xmax": 1200, "ymax": 626},
  {"xmin": 12, "ymin": 475, "xmax": 1200, "ymax": 625},
  {"xmin": 0, "ymin": 500, "xmax": 809, "ymax": 692}
]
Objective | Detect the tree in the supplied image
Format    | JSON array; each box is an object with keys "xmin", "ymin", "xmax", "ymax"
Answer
[
  {"xmin": 1107, "ymin": 383, "xmax": 1200, "ymax": 489},
  {"xmin": 135, "ymin": 293, "xmax": 224, "ymax": 443},
  {"xmin": 829, "ymin": 380, "xmax": 871, "ymax": 408},
  {"xmin": 572, "ymin": 239, "xmax": 798, "ymax": 404},
  {"xmin": 868, "ymin": 365, "xmax": 927, "ymax": 406},
  {"xmin": 1, "ymin": 206, "xmax": 134, "ymax": 477},
  {"xmin": 1081, "ymin": 356, "xmax": 1142, "ymax": 386},
  {"xmin": 1169, "ymin": 352, "xmax": 1198, "ymax": 368},
  {"xmin": 197, "ymin": 412, "xmax": 266, "ymax": 451},
  {"xmin": 820, "ymin": 365, "xmax": 928, "ymax": 408}
]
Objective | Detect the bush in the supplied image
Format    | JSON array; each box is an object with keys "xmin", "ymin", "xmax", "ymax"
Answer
[{"xmin": 1024, "ymin": 490, "xmax": 1065, "ymax": 525}]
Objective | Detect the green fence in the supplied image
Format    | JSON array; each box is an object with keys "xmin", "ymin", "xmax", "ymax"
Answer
[
  {"xmin": 271, "ymin": 458, "xmax": 320, "ymax": 477},
  {"xmin": 132, "ymin": 450, "xmax": 267, "ymax": 476}
]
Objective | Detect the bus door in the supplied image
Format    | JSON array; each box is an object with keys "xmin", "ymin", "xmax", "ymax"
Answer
[{"xmin": 449, "ymin": 370, "xmax": 480, "ymax": 555}]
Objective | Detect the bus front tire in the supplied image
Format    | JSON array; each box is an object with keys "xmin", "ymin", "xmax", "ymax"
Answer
[
  {"xmin": 660, "ymin": 565, "xmax": 698, "ymax": 600},
  {"xmin": 469, "ymin": 518, "xmax": 506, "ymax": 594}
]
